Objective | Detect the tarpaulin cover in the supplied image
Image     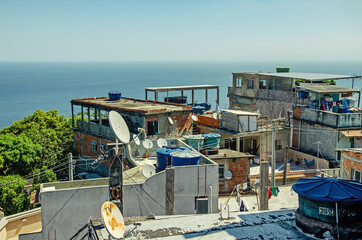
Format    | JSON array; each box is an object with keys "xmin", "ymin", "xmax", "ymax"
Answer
[
  {"xmin": 202, "ymin": 133, "xmax": 221, "ymax": 138},
  {"xmin": 292, "ymin": 176, "xmax": 362, "ymax": 203}
]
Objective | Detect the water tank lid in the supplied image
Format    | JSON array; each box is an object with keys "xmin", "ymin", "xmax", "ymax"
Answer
[
  {"xmin": 170, "ymin": 150, "xmax": 201, "ymax": 158},
  {"xmin": 292, "ymin": 176, "xmax": 362, "ymax": 203},
  {"xmin": 202, "ymin": 133, "xmax": 221, "ymax": 138},
  {"xmin": 185, "ymin": 135, "xmax": 204, "ymax": 140}
]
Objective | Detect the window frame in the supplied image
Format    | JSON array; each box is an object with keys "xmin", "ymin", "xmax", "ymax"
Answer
[
  {"xmin": 91, "ymin": 140, "xmax": 98, "ymax": 152},
  {"xmin": 248, "ymin": 79, "xmax": 254, "ymax": 89}
]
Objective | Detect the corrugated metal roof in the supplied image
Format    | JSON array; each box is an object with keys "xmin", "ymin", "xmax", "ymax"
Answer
[
  {"xmin": 340, "ymin": 130, "xmax": 362, "ymax": 137},
  {"xmin": 258, "ymin": 72, "xmax": 360, "ymax": 81},
  {"xmin": 297, "ymin": 83, "xmax": 359, "ymax": 93}
]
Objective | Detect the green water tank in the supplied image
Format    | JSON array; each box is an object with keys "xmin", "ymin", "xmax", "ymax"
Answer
[{"xmin": 276, "ymin": 67, "xmax": 290, "ymax": 73}]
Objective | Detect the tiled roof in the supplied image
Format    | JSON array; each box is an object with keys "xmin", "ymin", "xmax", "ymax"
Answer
[{"xmin": 340, "ymin": 130, "xmax": 362, "ymax": 137}]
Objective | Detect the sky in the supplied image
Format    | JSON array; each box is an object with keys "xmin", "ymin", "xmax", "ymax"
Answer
[{"xmin": 1, "ymin": 0, "xmax": 362, "ymax": 62}]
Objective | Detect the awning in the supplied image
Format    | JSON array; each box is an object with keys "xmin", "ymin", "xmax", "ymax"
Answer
[
  {"xmin": 292, "ymin": 176, "xmax": 362, "ymax": 203},
  {"xmin": 340, "ymin": 130, "xmax": 362, "ymax": 137}
]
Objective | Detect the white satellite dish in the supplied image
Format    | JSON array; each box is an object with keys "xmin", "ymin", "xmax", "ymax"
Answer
[
  {"xmin": 212, "ymin": 113, "xmax": 218, "ymax": 119},
  {"xmin": 101, "ymin": 201, "xmax": 125, "ymax": 239},
  {"xmin": 142, "ymin": 139, "xmax": 153, "ymax": 149},
  {"xmin": 157, "ymin": 138, "xmax": 168, "ymax": 148},
  {"xmin": 141, "ymin": 164, "xmax": 156, "ymax": 178},
  {"xmin": 109, "ymin": 111, "xmax": 130, "ymax": 144},
  {"xmin": 224, "ymin": 170, "xmax": 232, "ymax": 180},
  {"xmin": 168, "ymin": 117, "xmax": 174, "ymax": 125},
  {"xmin": 133, "ymin": 134, "xmax": 140, "ymax": 146},
  {"xmin": 191, "ymin": 115, "xmax": 198, "ymax": 121}
]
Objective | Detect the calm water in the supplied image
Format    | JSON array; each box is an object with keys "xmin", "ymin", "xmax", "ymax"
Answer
[{"xmin": 0, "ymin": 61, "xmax": 361, "ymax": 129}]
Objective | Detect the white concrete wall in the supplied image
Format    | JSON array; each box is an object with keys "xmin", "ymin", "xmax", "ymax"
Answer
[{"xmin": 21, "ymin": 164, "xmax": 219, "ymax": 240}]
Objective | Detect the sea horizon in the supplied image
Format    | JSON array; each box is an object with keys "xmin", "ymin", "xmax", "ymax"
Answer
[{"xmin": 1, "ymin": 60, "xmax": 361, "ymax": 129}]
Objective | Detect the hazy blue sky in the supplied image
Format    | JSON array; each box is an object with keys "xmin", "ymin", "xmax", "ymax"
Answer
[{"xmin": 1, "ymin": 0, "xmax": 362, "ymax": 62}]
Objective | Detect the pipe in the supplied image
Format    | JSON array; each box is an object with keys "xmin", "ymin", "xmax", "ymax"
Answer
[{"xmin": 209, "ymin": 185, "xmax": 213, "ymax": 213}]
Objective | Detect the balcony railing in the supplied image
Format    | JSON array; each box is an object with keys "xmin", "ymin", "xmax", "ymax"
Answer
[
  {"xmin": 294, "ymin": 107, "xmax": 362, "ymax": 128},
  {"xmin": 75, "ymin": 120, "xmax": 116, "ymax": 140}
]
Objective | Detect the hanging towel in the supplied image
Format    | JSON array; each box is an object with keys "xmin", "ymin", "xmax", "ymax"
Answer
[
  {"xmin": 333, "ymin": 101, "xmax": 336, "ymax": 107},
  {"xmin": 242, "ymin": 183, "xmax": 248, "ymax": 190},
  {"xmin": 240, "ymin": 199, "xmax": 248, "ymax": 212},
  {"xmin": 271, "ymin": 186, "xmax": 278, "ymax": 196},
  {"xmin": 342, "ymin": 100, "xmax": 348, "ymax": 109},
  {"xmin": 268, "ymin": 187, "xmax": 272, "ymax": 199}
]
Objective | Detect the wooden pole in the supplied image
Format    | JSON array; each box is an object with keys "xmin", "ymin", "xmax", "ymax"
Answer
[{"xmin": 259, "ymin": 161, "xmax": 269, "ymax": 210}]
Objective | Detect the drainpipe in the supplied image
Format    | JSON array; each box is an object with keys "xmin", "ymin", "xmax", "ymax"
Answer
[{"xmin": 209, "ymin": 185, "xmax": 213, "ymax": 213}]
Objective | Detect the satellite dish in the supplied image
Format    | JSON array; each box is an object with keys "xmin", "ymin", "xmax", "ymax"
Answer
[
  {"xmin": 168, "ymin": 117, "xmax": 174, "ymax": 125},
  {"xmin": 212, "ymin": 113, "xmax": 218, "ymax": 119},
  {"xmin": 101, "ymin": 201, "xmax": 125, "ymax": 239},
  {"xmin": 142, "ymin": 139, "xmax": 153, "ymax": 149},
  {"xmin": 109, "ymin": 111, "xmax": 130, "ymax": 144},
  {"xmin": 142, "ymin": 164, "xmax": 156, "ymax": 178},
  {"xmin": 224, "ymin": 170, "xmax": 232, "ymax": 180},
  {"xmin": 191, "ymin": 115, "xmax": 198, "ymax": 121},
  {"xmin": 157, "ymin": 138, "xmax": 168, "ymax": 148},
  {"xmin": 133, "ymin": 134, "xmax": 140, "ymax": 146}
]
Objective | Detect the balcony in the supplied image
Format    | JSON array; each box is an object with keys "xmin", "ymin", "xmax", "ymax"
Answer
[
  {"xmin": 75, "ymin": 120, "xmax": 116, "ymax": 140},
  {"xmin": 294, "ymin": 107, "xmax": 362, "ymax": 128}
]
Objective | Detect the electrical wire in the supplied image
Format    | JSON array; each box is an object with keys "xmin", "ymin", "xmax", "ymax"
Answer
[{"xmin": 30, "ymin": 179, "xmax": 88, "ymax": 240}]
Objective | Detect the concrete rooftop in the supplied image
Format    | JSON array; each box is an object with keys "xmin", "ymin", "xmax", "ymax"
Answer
[
  {"xmin": 297, "ymin": 83, "xmax": 359, "ymax": 94},
  {"xmin": 92, "ymin": 185, "xmax": 308, "ymax": 239},
  {"xmin": 71, "ymin": 97, "xmax": 191, "ymax": 114}
]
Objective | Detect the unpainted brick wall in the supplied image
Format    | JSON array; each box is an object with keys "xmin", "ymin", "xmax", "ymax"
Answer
[{"xmin": 171, "ymin": 113, "xmax": 192, "ymax": 133}]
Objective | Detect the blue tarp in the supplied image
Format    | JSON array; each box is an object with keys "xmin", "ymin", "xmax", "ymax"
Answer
[
  {"xmin": 292, "ymin": 176, "xmax": 362, "ymax": 203},
  {"xmin": 202, "ymin": 133, "xmax": 221, "ymax": 138},
  {"xmin": 304, "ymin": 158, "xmax": 314, "ymax": 168}
]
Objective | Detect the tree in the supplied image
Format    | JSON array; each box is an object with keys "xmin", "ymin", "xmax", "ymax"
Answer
[
  {"xmin": 31, "ymin": 166, "xmax": 58, "ymax": 191},
  {"xmin": 0, "ymin": 110, "xmax": 73, "ymax": 167},
  {"xmin": 0, "ymin": 175, "xmax": 30, "ymax": 215},
  {"xmin": 0, "ymin": 135, "xmax": 42, "ymax": 176}
]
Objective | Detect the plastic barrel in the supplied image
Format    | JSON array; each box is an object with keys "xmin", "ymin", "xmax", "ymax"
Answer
[
  {"xmin": 202, "ymin": 133, "xmax": 221, "ymax": 149},
  {"xmin": 186, "ymin": 135, "xmax": 204, "ymax": 150},
  {"xmin": 108, "ymin": 91, "xmax": 122, "ymax": 100},
  {"xmin": 156, "ymin": 146, "xmax": 190, "ymax": 170},
  {"xmin": 170, "ymin": 150, "xmax": 201, "ymax": 166}
]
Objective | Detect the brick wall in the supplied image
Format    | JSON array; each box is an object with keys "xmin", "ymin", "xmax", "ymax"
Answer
[
  {"xmin": 196, "ymin": 115, "xmax": 220, "ymax": 128},
  {"xmin": 342, "ymin": 154, "xmax": 362, "ymax": 179},
  {"xmin": 227, "ymin": 158, "xmax": 249, "ymax": 191},
  {"xmin": 171, "ymin": 113, "xmax": 192, "ymax": 133}
]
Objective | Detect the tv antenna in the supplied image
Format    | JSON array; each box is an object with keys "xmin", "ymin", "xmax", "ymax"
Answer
[
  {"xmin": 141, "ymin": 164, "xmax": 156, "ymax": 178},
  {"xmin": 109, "ymin": 110, "xmax": 130, "ymax": 154},
  {"xmin": 142, "ymin": 139, "xmax": 153, "ymax": 149},
  {"xmin": 133, "ymin": 134, "xmax": 141, "ymax": 146},
  {"xmin": 157, "ymin": 138, "xmax": 168, "ymax": 148},
  {"xmin": 168, "ymin": 117, "xmax": 174, "ymax": 125},
  {"xmin": 101, "ymin": 201, "xmax": 125, "ymax": 239},
  {"xmin": 224, "ymin": 170, "xmax": 232, "ymax": 180}
]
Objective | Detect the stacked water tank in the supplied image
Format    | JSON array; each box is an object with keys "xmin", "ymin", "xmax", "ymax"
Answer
[
  {"xmin": 156, "ymin": 146, "xmax": 201, "ymax": 170},
  {"xmin": 202, "ymin": 133, "xmax": 221, "ymax": 150}
]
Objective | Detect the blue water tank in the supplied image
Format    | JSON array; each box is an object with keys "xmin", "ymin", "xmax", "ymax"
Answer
[
  {"xmin": 192, "ymin": 106, "xmax": 205, "ymax": 115},
  {"xmin": 202, "ymin": 133, "xmax": 221, "ymax": 149},
  {"xmin": 170, "ymin": 150, "xmax": 201, "ymax": 166},
  {"xmin": 108, "ymin": 91, "xmax": 122, "ymax": 100},
  {"xmin": 199, "ymin": 103, "xmax": 211, "ymax": 111},
  {"xmin": 156, "ymin": 146, "xmax": 190, "ymax": 170}
]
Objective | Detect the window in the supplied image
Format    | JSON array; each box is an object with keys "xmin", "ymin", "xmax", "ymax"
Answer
[
  {"xmin": 259, "ymin": 80, "xmax": 266, "ymax": 89},
  {"xmin": 147, "ymin": 120, "xmax": 159, "ymax": 135},
  {"xmin": 91, "ymin": 141, "xmax": 97, "ymax": 152},
  {"xmin": 351, "ymin": 168, "xmax": 361, "ymax": 182},
  {"xmin": 248, "ymin": 79, "xmax": 254, "ymax": 89},
  {"xmin": 236, "ymin": 77, "xmax": 242, "ymax": 87},
  {"xmin": 219, "ymin": 164, "xmax": 225, "ymax": 179}
]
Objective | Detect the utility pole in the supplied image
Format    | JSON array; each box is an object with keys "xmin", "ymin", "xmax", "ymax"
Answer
[
  {"xmin": 68, "ymin": 153, "xmax": 73, "ymax": 181},
  {"xmin": 271, "ymin": 121, "xmax": 276, "ymax": 187},
  {"xmin": 259, "ymin": 161, "xmax": 269, "ymax": 210},
  {"xmin": 283, "ymin": 145, "xmax": 288, "ymax": 185}
]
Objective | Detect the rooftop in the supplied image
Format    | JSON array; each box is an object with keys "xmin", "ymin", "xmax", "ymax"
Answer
[
  {"xmin": 92, "ymin": 186, "xmax": 305, "ymax": 239},
  {"xmin": 71, "ymin": 97, "xmax": 191, "ymax": 114},
  {"xmin": 207, "ymin": 149, "xmax": 255, "ymax": 160},
  {"xmin": 257, "ymin": 72, "xmax": 360, "ymax": 81},
  {"xmin": 297, "ymin": 83, "xmax": 359, "ymax": 94},
  {"xmin": 145, "ymin": 85, "xmax": 219, "ymax": 92}
]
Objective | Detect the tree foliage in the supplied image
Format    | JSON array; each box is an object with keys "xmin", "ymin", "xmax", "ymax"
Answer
[
  {"xmin": 0, "ymin": 135, "xmax": 42, "ymax": 176},
  {"xmin": 0, "ymin": 175, "xmax": 30, "ymax": 216},
  {"xmin": 0, "ymin": 110, "xmax": 73, "ymax": 167}
]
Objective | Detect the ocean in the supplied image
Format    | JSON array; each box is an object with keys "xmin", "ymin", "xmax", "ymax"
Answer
[{"xmin": 0, "ymin": 61, "xmax": 361, "ymax": 129}]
